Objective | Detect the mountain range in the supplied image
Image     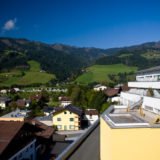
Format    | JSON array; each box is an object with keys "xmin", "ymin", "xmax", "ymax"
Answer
[{"xmin": 0, "ymin": 37, "xmax": 160, "ymax": 82}]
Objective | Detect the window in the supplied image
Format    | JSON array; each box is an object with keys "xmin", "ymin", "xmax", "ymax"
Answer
[
  {"xmin": 57, "ymin": 118, "xmax": 61, "ymax": 121},
  {"xmin": 154, "ymin": 109, "xmax": 160, "ymax": 114},
  {"xmin": 69, "ymin": 125, "xmax": 75, "ymax": 129},
  {"xmin": 70, "ymin": 118, "xmax": 74, "ymax": 121},
  {"xmin": 64, "ymin": 111, "xmax": 67, "ymax": 114},
  {"xmin": 145, "ymin": 106, "xmax": 153, "ymax": 111},
  {"xmin": 57, "ymin": 125, "xmax": 62, "ymax": 129}
]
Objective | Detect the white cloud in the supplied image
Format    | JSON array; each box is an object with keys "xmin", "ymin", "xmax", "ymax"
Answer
[{"xmin": 2, "ymin": 18, "xmax": 17, "ymax": 31}]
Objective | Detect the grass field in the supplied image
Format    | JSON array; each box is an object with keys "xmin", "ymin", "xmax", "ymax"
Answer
[
  {"xmin": 0, "ymin": 60, "xmax": 55, "ymax": 87},
  {"xmin": 75, "ymin": 64, "xmax": 137, "ymax": 84}
]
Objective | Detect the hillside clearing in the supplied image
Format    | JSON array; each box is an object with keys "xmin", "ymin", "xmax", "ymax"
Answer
[
  {"xmin": 76, "ymin": 64, "xmax": 137, "ymax": 84},
  {"xmin": 0, "ymin": 60, "xmax": 55, "ymax": 87}
]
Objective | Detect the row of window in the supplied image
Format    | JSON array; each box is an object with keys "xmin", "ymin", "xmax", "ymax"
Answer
[
  {"xmin": 145, "ymin": 106, "xmax": 160, "ymax": 114},
  {"xmin": 57, "ymin": 125, "xmax": 75, "ymax": 130},
  {"xmin": 57, "ymin": 117, "xmax": 74, "ymax": 121}
]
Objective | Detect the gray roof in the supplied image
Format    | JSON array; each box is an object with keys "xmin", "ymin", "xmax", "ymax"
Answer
[
  {"xmin": 53, "ymin": 105, "xmax": 83, "ymax": 116},
  {"xmin": 137, "ymin": 66, "xmax": 160, "ymax": 75},
  {"xmin": 50, "ymin": 141, "xmax": 72, "ymax": 157},
  {"xmin": 0, "ymin": 97, "xmax": 11, "ymax": 102},
  {"xmin": 66, "ymin": 125, "xmax": 100, "ymax": 160}
]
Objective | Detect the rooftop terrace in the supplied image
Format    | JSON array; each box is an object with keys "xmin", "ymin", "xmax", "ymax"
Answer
[{"xmin": 102, "ymin": 105, "xmax": 160, "ymax": 128}]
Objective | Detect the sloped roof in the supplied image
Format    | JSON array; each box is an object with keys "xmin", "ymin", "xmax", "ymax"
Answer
[
  {"xmin": 0, "ymin": 121, "xmax": 24, "ymax": 155},
  {"xmin": 53, "ymin": 105, "xmax": 83, "ymax": 116},
  {"xmin": 0, "ymin": 97, "xmax": 11, "ymax": 103},
  {"xmin": 25, "ymin": 119, "xmax": 55, "ymax": 139},
  {"xmin": 65, "ymin": 105, "xmax": 83, "ymax": 116},
  {"xmin": 137, "ymin": 65, "xmax": 160, "ymax": 75},
  {"xmin": 104, "ymin": 88, "xmax": 119, "ymax": 97},
  {"xmin": 85, "ymin": 109, "xmax": 99, "ymax": 115}
]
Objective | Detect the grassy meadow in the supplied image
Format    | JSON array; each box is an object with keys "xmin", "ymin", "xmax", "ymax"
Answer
[
  {"xmin": 76, "ymin": 64, "xmax": 137, "ymax": 84},
  {"xmin": 0, "ymin": 60, "xmax": 55, "ymax": 87}
]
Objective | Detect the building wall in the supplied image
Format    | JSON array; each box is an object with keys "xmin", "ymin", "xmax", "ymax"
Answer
[
  {"xmin": 100, "ymin": 117, "xmax": 160, "ymax": 160},
  {"xmin": 128, "ymin": 81, "xmax": 160, "ymax": 89},
  {"xmin": 84, "ymin": 115, "xmax": 99, "ymax": 125},
  {"xmin": 60, "ymin": 101, "xmax": 71, "ymax": 107},
  {"xmin": 120, "ymin": 92, "xmax": 141, "ymax": 106},
  {"xmin": 0, "ymin": 102, "xmax": 6, "ymax": 109},
  {"xmin": 0, "ymin": 117, "xmax": 24, "ymax": 121},
  {"xmin": 142, "ymin": 96, "xmax": 160, "ymax": 114},
  {"xmin": 52, "ymin": 110, "xmax": 80, "ymax": 130},
  {"xmin": 136, "ymin": 73, "xmax": 160, "ymax": 82},
  {"xmin": 94, "ymin": 86, "xmax": 107, "ymax": 91},
  {"xmin": 9, "ymin": 139, "xmax": 36, "ymax": 160}
]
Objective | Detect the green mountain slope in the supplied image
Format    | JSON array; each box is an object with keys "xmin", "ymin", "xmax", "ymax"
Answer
[
  {"xmin": 95, "ymin": 41, "xmax": 160, "ymax": 69},
  {"xmin": 0, "ymin": 60, "xmax": 55, "ymax": 87},
  {"xmin": 0, "ymin": 38, "xmax": 105, "ymax": 81},
  {"xmin": 76, "ymin": 64, "xmax": 137, "ymax": 84}
]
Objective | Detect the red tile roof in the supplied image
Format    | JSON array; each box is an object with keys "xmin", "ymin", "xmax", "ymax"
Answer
[
  {"xmin": 26, "ymin": 119, "xmax": 55, "ymax": 139},
  {"xmin": 85, "ymin": 109, "xmax": 99, "ymax": 115},
  {"xmin": 104, "ymin": 88, "xmax": 119, "ymax": 97}
]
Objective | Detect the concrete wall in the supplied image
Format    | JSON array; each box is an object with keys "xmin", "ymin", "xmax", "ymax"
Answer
[
  {"xmin": 100, "ymin": 117, "xmax": 160, "ymax": 160},
  {"xmin": 53, "ymin": 110, "xmax": 79, "ymax": 131},
  {"xmin": 128, "ymin": 81, "xmax": 160, "ymax": 89}
]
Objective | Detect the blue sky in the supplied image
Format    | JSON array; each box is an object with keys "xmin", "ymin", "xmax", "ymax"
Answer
[{"xmin": 0, "ymin": 0, "xmax": 160, "ymax": 48}]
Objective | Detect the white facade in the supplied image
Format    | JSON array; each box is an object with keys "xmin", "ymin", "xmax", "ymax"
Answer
[
  {"xmin": 94, "ymin": 85, "xmax": 107, "ymax": 91},
  {"xmin": 142, "ymin": 96, "xmax": 160, "ymax": 114},
  {"xmin": 111, "ymin": 96, "xmax": 120, "ymax": 103},
  {"xmin": 60, "ymin": 101, "xmax": 72, "ymax": 107},
  {"xmin": 0, "ymin": 101, "xmax": 6, "ymax": 109},
  {"xmin": 136, "ymin": 73, "xmax": 160, "ymax": 82},
  {"xmin": 9, "ymin": 139, "xmax": 36, "ymax": 160},
  {"xmin": 84, "ymin": 109, "xmax": 99, "ymax": 126},
  {"xmin": 120, "ymin": 91, "xmax": 160, "ymax": 115},
  {"xmin": 120, "ymin": 92, "xmax": 142, "ymax": 106},
  {"xmin": 0, "ymin": 89, "xmax": 7, "ymax": 94},
  {"xmin": 85, "ymin": 114, "xmax": 99, "ymax": 125},
  {"xmin": 128, "ymin": 81, "xmax": 160, "ymax": 89}
]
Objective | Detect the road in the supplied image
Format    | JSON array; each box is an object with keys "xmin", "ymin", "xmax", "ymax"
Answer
[{"xmin": 68, "ymin": 125, "xmax": 100, "ymax": 160}]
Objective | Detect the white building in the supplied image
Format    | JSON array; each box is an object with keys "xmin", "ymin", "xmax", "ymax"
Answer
[
  {"xmin": 0, "ymin": 89, "xmax": 7, "ymax": 94},
  {"xmin": 94, "ymin": 84, "xmax": 107, "ymax": 91},
  {"xmin": 59, "ymin": 96, "xmax": 72, "ymax": 107},
  {"xmin": 0, "ymin": 97, "xmax": 11, "ymax": 109},
  {"xmin": 84, "ymin": 109, "xmax": 99, "ymax": 126},
  {"xmin": 119, "ymin": 66, "xmax": 160, "ymax": 115},
  {"xmin": 129, "ymin": 66, "xmax": 160, "ymax": 89}
]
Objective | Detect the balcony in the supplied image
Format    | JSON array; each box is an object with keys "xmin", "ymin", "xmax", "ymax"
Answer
[{"xmin": 128, "ymin": 81, "xmax": 160, "ymax": 89}]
